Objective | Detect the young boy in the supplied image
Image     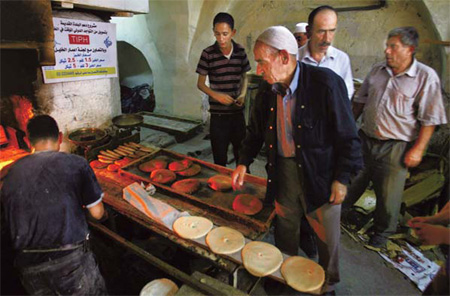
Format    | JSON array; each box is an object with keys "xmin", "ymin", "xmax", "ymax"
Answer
[{"xmin": 196, "ymin": 12, "xmax": 251, "ymax": 167}]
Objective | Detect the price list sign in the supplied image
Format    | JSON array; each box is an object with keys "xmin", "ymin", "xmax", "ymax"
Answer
[{"xmin": 42, "ymin": 18, "xmax": 118, "ymax": 83}]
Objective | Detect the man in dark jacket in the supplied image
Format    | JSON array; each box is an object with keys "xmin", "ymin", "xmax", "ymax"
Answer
[
  {"xmin": 1, "ymin": 115, "xmax": 107, "ymax": 295},
  {"xmin": 231, "ymin": 26, "xmax": 362, "ymax": 294}
]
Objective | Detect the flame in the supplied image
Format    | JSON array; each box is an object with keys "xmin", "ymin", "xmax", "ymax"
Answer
[
  {"xmin": 0, "ymin": 96, "xmax": 33, "ymax": 172},
  {"xmin": 11, "ymin": 95, "xmax": 34, "ymax": 133},
  {"xmin": 0, "ymin": 160, "xmax": 14, "ymax": 171},
  {"xmin": 0, "ymin": 147, "xmax": 29, "ymax": 179}
]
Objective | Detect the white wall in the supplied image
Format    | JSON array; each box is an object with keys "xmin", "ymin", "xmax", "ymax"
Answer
[
  {"xmin": 35, "ymin": 10, "xmax": 121, "ymax": 149},
  {"xmin": 113, "ymin": 0, "xmax": 448, "ymax": 120}
]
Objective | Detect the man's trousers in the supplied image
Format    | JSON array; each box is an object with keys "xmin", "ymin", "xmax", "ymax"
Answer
[
  {"xmin": 210, "ymin": 112, "xmax": 246, "ymax": 166},
  {"xmin": 275, "ymin": 157, "xmax": 341, "ymax": 291},
  {"xmin": 344, "ymin": 130, "xmax": 408, "ymax": 238}
]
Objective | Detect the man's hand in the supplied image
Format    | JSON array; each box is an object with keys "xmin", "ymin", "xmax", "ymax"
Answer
[
  {"xmin": 88, "ymin": 202, "xmax": 105, "ymax": 220},
  {"xmin": 214, "ymin": 93, "xmax": 235, "ymax": 106},
  {"xmin": 404, "ymin": 126, "xmax": 435, "ymax": 168},
  {"xmin": 404, "ymin": 146, "xmax": 424, "ymax": 168},
  {"xmin": 408, "ymin": 216, "xmax": 431, "ymax": 226},
  {"xmin": 409, "ymin": 222, "xmax": 448, "ymax": 245},
  {"xmin": 231, "ymin": 165, "xmax": 247, "ymax": 190},
  {"xmin": 235, "ymin": 96, "xmax": 245, "ymax": 107},
  {"xmin": 87, "ymin": 202, "xmax": 106, "ymax": 222},
  {"xmin": 329, "ymin": 180, "xmax": 347, "ymax": 205}
]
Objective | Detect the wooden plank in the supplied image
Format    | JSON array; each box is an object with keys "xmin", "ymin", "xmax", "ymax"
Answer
[
  {"xmin": 94, "ymin": 170, "xmax": 237, "ymax": 272},
  {"xmin": 93, "ymin": 169, "xmax": 307, "ymax": 290},
  {"xmin": 51, "ymin": 0, "xmax": 149, "ymax": 13},
  {"xmin": 89, "ymin": 222, "xmax": 227, "ymax": 296},
  {"xmin": 402, "ymin": 172, "xmax": 445, "ymax": 207},
  {"xmin": 422, "ymin": 39, "xmax": 450, "ymax": 46}
]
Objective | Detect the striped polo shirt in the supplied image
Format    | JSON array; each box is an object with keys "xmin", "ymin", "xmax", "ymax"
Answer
[{"xmin": 196, "ymin": 40, "xmax": 251, "ymax": 114}]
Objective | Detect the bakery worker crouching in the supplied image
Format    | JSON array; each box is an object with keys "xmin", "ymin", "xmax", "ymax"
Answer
[
  {"xmin": 231, "ymin": 26, "xmax": 362, "ymax": 294},
  {"xmin": 343, "ymin": 26, "xmax": 448, "ymax": 249},
  {"xmin": 1, "ymin": 115, "xmax": 108, "ymax": 295}
]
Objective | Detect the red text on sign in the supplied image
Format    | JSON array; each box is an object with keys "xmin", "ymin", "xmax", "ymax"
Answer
[{"xmin": 68, "ymin": 34, "xmax": 90, "ymax": 45}]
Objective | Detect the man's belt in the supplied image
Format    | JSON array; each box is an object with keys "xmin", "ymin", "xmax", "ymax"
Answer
[
  {"xmin": 359, "ymin": 130, "xmax": 401, "ymax": 143},
  {"xmin": 20, "ymin": 234, "xmax": 90, "ymax": 253}
]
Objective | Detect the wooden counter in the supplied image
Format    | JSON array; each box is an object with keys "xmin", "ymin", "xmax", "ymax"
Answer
[{"xmin": 94, "ymin": 168, "xmax": 238, "ymax": 273}]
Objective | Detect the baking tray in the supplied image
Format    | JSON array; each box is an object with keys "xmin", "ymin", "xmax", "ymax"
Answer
[{"xmin": 119, "ymin": 149, "xmax": 275, "ymax": 234}]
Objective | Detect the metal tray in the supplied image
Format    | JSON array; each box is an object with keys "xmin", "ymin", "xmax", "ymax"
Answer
[
  {"xmin": 68, "ymin": 128, "xmax": 107, "ymax": 146},
  {"xmin": 119, "ymin": 149, "xmax": 275, "ymax": 234},
  {"xmin": 112, "ymin": 114, "xmax": 144, "ymax": 129},
  {"xmin": 137, "ymin": 112, "xmax": 202, "ymax": 142}
]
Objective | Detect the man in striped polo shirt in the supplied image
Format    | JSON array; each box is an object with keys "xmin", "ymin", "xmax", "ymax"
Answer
[{"xmin": 196, "ymin": 12, "xmax": 251, "ymax": 167}]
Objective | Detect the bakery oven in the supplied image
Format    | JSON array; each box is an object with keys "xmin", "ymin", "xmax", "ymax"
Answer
[
  {"xmin": 0, "ymin": 0, "xmax": 130, "ymax": 167},
  {"xmin": 0, "ymin": 48, "xmax": 43, "ymax": 170},
  {"xmin": 0, "ymin": 95, "xmax": 34, "ymax": 171},
  {"xmin": 0, "ymin": 1, "xmax": 55, "ymax": 170}
]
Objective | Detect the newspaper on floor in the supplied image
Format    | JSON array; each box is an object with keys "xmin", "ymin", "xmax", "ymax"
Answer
[
  {"xmin": 123, "ymin": 182, "xmax": 189, "ymax": 230},
  {"xmin": 378, "ymin": 242, "xmax": 440, "ymax": 291}
]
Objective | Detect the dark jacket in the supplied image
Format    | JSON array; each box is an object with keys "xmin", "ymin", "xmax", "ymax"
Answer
[{"xmin": 238, "ymin": 62, "xmax": 362, "ymax": 213}]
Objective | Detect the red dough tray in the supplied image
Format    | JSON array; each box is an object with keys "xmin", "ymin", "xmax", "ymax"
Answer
[{"xmin": 119, "ymin": 149, "xmax": 275, "ymax": 234}]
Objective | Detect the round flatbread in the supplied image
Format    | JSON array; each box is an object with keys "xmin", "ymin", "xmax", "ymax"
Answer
[
  {"xmin": 139, "ymin": 159, "xmax": 167, "ymax": 173},
  {"xmin": 173, "ymin": 216, "xmax": 213, "ymax": 240},
  {"xmin": 107, "ymin": 164, "xmax": 120, "ymax": 172},
  {"xmin": 150, "ymin": 169, "xmax": 176, "ymax": 184},
  {"xmin": 207, "ymin": 175, "xmax": 232, "ymax": 191},
  {"xmin": 90, "ymin": 160, "xmax": 108, "ymax": 169},
  {"xmin": 176, "ymin": 164, "xmax": 201, "ymax": 177},
  {"xmin": 281, "ymin": 256, "xmax": 325, "ymax": 293},
  {"xmin": 168, "ymin": 159, "xmax": 193, "ymax": 172},
  {"xmin": 206, "ymin": 227, "xmax": 245, "ymax": 255},
  {"xmin": 114, "ymin": 157, "xmax": 131, "ymax": 167},
  {"xmin": 233, "ymin": 194, "xmax": 263, "ymax": 215},
  {"xmin": 241, "ymin": 241, "xmax": 283, "ymax": 277},
  {"xmin": 171, "ymin": 179, "xmax": 200, "ymax": 194},
  {"xmin": 139, "ymin": 278, "xmax": 178, "ymax": 296}
]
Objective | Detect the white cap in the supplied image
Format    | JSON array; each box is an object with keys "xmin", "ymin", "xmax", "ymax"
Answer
[
  {"xmin": 294, "ymin": 22, "xmax": 308, "ymax": 33},
  {"xmin": 256, "ymin": 26, "xmax": 298, "ymax": 55}
]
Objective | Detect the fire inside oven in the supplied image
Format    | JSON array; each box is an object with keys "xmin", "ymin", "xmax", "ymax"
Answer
[
  {"xmin": 0, "ymin": 46, "xmax": 43, "ymax": 171},
  {"xmin": 0, "ymin": 95, "xmax": 34, "ymax": 172}
]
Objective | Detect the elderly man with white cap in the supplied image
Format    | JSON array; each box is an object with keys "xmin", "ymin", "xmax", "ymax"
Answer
[
  {"xmin": 293, "ymin": 22, "xmax": 308, "ymax": 48},
  {"xmin": 231, "ymin": 26, "xmax": 362, "ymax": 295}
]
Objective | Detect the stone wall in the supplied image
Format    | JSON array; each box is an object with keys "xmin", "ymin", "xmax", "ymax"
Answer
[
  {"xmin": 422, "ymin": 0, "xmax": 450, "ymax": 92},
  {"xmin": 113, "ymin": 0, "xmax": 449, "ymax": 120},
  {"xmin": 35, "ymin": 10, "xmax": 121, "ymax": 149}
]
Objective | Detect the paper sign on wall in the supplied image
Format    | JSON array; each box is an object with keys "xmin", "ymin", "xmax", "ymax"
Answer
[{"xmin": 42, "ymin": 17, "xmax": 118, "ymax": 83}]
